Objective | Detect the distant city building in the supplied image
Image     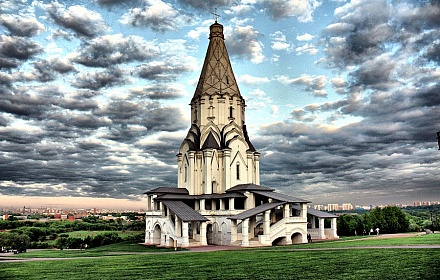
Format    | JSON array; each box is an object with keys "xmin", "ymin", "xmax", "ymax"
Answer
[
  {"xmin": 341, "ymin": 203, "xmax": 353, "ymax": 211},
  {"xmin": 327, "ymin": 204, "xmax": 340, "ymax": 211}
]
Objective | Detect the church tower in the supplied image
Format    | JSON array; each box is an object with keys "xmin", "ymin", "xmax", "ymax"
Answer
[{"xmin": 177, "ymin": 21, "xmax": 260, "ymax": 195}]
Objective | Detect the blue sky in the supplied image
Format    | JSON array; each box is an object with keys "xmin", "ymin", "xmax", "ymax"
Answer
[{"xmin": 0, "ymin": 0, "xmax": 439, "ymax": 209}]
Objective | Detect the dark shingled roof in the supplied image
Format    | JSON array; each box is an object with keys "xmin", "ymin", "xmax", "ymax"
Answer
[
  {"xmin": 252, "ymin": 190, "xmax": 310, "ymax": 203},
  {"xmin": 161, "ymin": 200, "xmax": 209, "ymax": 222},
  {"xmin": 292, "ymin": 206, "xmax": 338, "ymax": 218},
  {"xmin": 228, "ymin": 202, "xmax": 284, "ymax": 220},
  {"xmin": 156, "ymin": 192, "xmax": 246, "ymax": 201},
  {"xmin": 226, "ymin": 183, "xmax": 274, "ymax": 192},
  {"xmin": 201, "ymin": 132, "xmax": 220, "ymax": 150},
  {"xmin": 143, "ymin": 187, "xmax": 189, "ymax": 195}
]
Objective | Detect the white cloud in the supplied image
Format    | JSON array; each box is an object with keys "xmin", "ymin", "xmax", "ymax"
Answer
[
  {"xmin": 295, "ymin": 43, "xmax": 318, "ymax": 55},
  {"xmin": 270, "ymin": 31, "xmax": 291, "ymax": 51},
  {"xmin": 296, "ymin": 33, "xmax": 314, "ymax": 41},
  {"xmin": 238, "ymin": 74, "xmax": 270, "ymax": 85}
]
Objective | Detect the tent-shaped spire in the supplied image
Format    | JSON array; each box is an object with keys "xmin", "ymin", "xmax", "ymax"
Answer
[{"xmin": 192, "ymin": 22, "xmax": 241, "ymax": 102}]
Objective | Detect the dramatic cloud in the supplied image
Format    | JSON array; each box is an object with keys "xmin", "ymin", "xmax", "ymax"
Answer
[
  {"xmin": 227, "ymin": 25, "xmax": 264, "ymax": 64},
  {"xmin": 73, "ymin": 34, "xmax": 159, "ymax": 67},
  {"xmin": 0, "ymin": 0, "xmax": 439, "ymax": 208},
  {"xmin": 264, "ymin": 0, "xmax": 321, "ymax": 22},
  {"xmin": 72, "ymin": 68, "xmax": 127, "ymax": 90},
  {"xmin": 47, "ymin": 3, "xmax": 109, "ymax": 38},
  {"xmin": 121, "ymin": 0, "xmax": 184, "ymax": 32},
  {"xmin": 0, "ymin": 14, "xmax": 45, "ymax": 37},
  {"xmin": 0, "ymin": 35, "xmax": 43, "ymax": 68},
  {"xmin": 277, "ymin": 74, "xmax": 327, "ymax": 97}
]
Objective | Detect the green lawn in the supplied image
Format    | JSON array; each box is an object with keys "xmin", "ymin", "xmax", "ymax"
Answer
[
  {"xmin": 65, "ymin": 230, "xmax": 143, "ymax": 239},
  {"xmin": 1, "ymin": 234, "xmax": 439, "ymax": 279},
  {"xmin": 8, "ymin": 241, "xmax": 180, "ymax": 258},
  {"xmin": 263, "ymin": 233, "xmax": 440, "ymax": 249}
]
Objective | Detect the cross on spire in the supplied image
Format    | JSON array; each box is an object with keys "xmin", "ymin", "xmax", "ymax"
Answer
[{"xmin": 211, "ymin": 8, "xmax": 221, "ymax": 23}]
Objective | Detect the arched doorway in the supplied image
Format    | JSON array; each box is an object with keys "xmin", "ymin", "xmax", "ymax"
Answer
[
  {"xmin": 291, "ymin": 232, "xmax": 303, "ymax": 244},
  {"xmin": 206, "ymin": 224, "xmax": 214, "ymax": 245},
  {"xmin": 272, "ymin": 237, "xmax": 286, "ymax": 246},
  {"xmin": 221, "ymin": 222, "xmax": 228, "ymax": 245},
  {"xmin": 153, "ymin": 224, "xmax": 161, "ymax": 244}
]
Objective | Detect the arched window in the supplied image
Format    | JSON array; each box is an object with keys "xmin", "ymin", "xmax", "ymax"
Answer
[
  {"xmin": 236, "ymin": 162, "xmax": 240, "ymax": 180},
  {"xmin": 184, "ymin": 165, "xmax": 187, "ymax": 182}
]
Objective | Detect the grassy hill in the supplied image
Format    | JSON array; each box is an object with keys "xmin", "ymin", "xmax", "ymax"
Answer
[{"xmin": 1, "ymin": 234, "xmax": 439, "ymax": 279}]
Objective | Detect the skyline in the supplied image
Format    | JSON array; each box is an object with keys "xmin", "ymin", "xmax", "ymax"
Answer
[{"xmin": 0, "ymin": 0, "xmax": 439, "ymax": 209}]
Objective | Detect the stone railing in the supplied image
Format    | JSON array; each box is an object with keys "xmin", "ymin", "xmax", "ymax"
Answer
[{"xmin": 269, "ymin": 218, "xmax": 287, "ymax": 240}]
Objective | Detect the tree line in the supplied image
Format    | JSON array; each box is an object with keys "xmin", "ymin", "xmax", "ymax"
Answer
[
  {"xmin": 0, "ymin": 217, "xmax": 145, "ymax": 251},
  {"xmin": 336, "ymin": 205, "xmax": 439, "ymax": 236}
]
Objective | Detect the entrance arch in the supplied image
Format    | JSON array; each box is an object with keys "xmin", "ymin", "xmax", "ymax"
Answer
[
  {"xmin": 291, "ymin": 232, "xmax": 303, "ymax": 244},
  {"xmin": 153, "ymin": 224, "xmax": 161, "ymax": 244},
  {"xmin": 206, "ymin": 224, "xmax": 214, "ymax": 245},
  {"xmin": 272, "ymin": 237, "xmax": 286, "ymax": 246}
]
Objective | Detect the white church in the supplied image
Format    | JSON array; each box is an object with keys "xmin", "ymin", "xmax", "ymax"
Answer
[{"xmin": 144, "ymin": 20, "xmax": 338, "ymax": 247}]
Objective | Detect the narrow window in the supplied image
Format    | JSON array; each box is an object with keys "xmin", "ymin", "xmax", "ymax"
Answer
[
  {"xmin": 229, "ymin": 106, "xmax": 233, "ymax": 118},
  {"xmin": 184, "ymin": 165, "xmax": 187, "ymax": 182},
  {"xmin": 226, "ymin": 75, "xmax": 229, "ymax": 84},
  {"xmin": 236, "ymin": 162, "xmax": 240, "ymax": 180}
]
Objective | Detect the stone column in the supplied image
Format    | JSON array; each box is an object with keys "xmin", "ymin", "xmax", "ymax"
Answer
[
  {"xmin": 249, "ymin": 216, "xmax": 256, "ymax": 238},
  {"xmin": 263, "ymin": 210, "xmax": 270, "ymax": 235},
  {"xmin": 204, "ymin": 150, "xmax": 213, "ymax": 194},
  {"xmin": 146, "ymin": 196, "xmax": 151, "ymax": 211},
  {"xmin": 230, "ymin": 220, "xmax": 237, "ymax": 242},
  {"xmin": 182, "ymin": 221, "xmax": 189, "ymax": 246},
  {"xmin": 254, "ymin": 153, "xmax": 260, "ymax": 185},
  {"xmin": 247, "ymin": 152, "xmax": 253, "ymax": 182},
  {"xmin": 224, "ymin": 149, "xmax": 231, "ymax": 190},
  {"xmin": 200, "ymin": 199, "xmax": 205, "ymax": 211},
  {"xmin": 200, "ymin": 222, "xmax": 207, "ymax": 245},
  {"xmin": 175, "ymin": 216, "xmax": 181, "ymax": 237},
  {"xmin": 318, "ymin": 218, "xmax": 325, "ymax": 239},
  {"xmin": 229, "ymin": 198, "xmax": 235, "ymax": 210},
  {"xmin": 220, "ymin": 199, "xmax": 225, "ymax": 210},
  {"xmin": 331, "ymin": 218, "xmax": 339, "ymax": 238},
  {"xmin": 284, "ymin": 204, "xmax": 290, "ymax": 218},
  {"xmin": 177, "ymin": 153, "xmax": 183, "ymax": 187},
  {"xmin": 301, "ymin": 203, "xmax": 307, "ymax": 220},
  {"xmin": 241, "ymin": 218, "xmax": 249, "ymax": 246},
  {"xmin": 188, "ymin": 151, "xmax": 195, "ymax": 194},
  {"xmin": 311, "ymin": 216, "xmax": 316, "ymax": 228},
  {"xmin": 196, "ymin": 151, "xmax": 203, "ymax": 194}
]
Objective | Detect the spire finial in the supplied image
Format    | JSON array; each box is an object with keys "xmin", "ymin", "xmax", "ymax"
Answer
[{"xmin": 211, "ymin": 8, "xmax": 221, "ymax": 23}]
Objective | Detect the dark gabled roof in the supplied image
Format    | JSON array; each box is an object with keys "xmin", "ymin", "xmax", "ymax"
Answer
[
  {"xmin": 198, "ymin": 192, "xmax": 246, "ymax": 199},
  {"xmin": 300, "ymin": 207, "xmax": 338, "ymax": 218},
  {"xmin": 143, "ymin": 187, "xmax": 189, "ymax": 195},
  {"xmin": 201, "ymin": 132, "xmax": 220, "ymax": 150},
  {"xmin": 161, "ymin": 200, "xmax": 209, "ymax": 222},
  {"xmin": 252, "ymin": 190, "xmax": 310, "ymax": 203},
  {"xmin": 243, "ymin": 125, "xmax": 256, "ymax": 152},
  {"xmin": 228, "ymin": 202, "xmax": 285, "ymax": 220},
  {"xmin": 156, "ymin": 192, "xmax": 246, "ymax": 201},
  {"xmin": 156, "ymin": 194, "xmax": 195, "ymax": 200},
  {"xmin": 226, "ymin": 183, "xmax": 274, "ymax": 192}
]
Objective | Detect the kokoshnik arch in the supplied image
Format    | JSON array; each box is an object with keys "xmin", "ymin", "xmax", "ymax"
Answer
[{"xmin": 143, "ymin": 20, "xmax": 339, "ymax": 247}]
